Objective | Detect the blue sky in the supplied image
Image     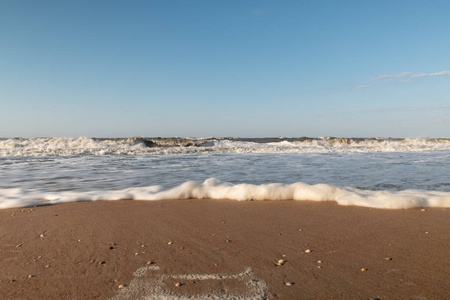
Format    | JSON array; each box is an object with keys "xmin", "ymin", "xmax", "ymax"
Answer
[{"xmin": 1, "ymin": 0, "xmax": 449, "ymax": 138}]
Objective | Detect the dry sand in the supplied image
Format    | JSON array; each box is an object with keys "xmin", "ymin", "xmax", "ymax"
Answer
[{"xmin": 1, "ymin": 200, "xmax": 449, "ymax": 299}]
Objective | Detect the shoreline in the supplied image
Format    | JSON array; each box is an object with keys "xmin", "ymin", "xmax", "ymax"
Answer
[{"xmin": 1, "ymin": 200, "xmax": 449, "ymax": 299}]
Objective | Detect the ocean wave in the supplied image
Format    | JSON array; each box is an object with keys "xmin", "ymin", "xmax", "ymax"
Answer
[
  {"xmin": 1, "ymin": 137, "xmax": 450, "ymax": 156},
  {"xmin": 1, "ymin": 178, "xmax": 449, "ymax": 210}
]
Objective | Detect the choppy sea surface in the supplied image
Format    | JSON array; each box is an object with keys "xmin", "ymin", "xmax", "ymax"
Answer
[{"xmin": 1, "ymin": 137, "xmax": 449, "ymax": 209}]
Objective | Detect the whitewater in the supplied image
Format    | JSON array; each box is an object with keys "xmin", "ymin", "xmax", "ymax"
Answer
[{"xmin": 1, "ymin": 137, "xmax": 449, "ymax": 209}]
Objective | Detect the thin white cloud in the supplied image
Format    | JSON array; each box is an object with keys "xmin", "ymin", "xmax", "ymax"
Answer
[
  {"xmin": 429, "ymin": 70, "xmax": 450, "ymax": 76},
  {"xmin": 355, "ymin": 85, "xmax": 372, "ymax": 89},
  {"xmin": 370, "ymin": 72, "xmax": 412, "ymax": 81},
  {"xmin": 410, "ymin": 73, "xmax": 427, "ymax": 78},
  {"xmin": 371, "ymin": 70, "xmax": 450, "ymax": 81}
]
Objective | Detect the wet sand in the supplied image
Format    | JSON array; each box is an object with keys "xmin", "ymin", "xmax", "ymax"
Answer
[{"xmin": 1, "ymin": 200, "xmax": 449, "ymax": 299}]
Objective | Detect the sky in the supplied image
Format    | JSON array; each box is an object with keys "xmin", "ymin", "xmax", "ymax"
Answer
[{"xmin": 1, "ymin": 0, "xmax": 449, "ymax": 138}]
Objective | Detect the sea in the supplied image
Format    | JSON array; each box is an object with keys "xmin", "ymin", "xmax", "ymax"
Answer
[{"xmin": 1, "ymin": 137, "xmax": 449, "ymax": 209}]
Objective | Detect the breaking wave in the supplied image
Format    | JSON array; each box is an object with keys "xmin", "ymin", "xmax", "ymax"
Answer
[
  {"xmin": 1, "ymin": 137, "xmax": 450, "ymax": 156},
  {"xmin": 1, "ymin": 178, "xmax": 449, "ymax": 210}
]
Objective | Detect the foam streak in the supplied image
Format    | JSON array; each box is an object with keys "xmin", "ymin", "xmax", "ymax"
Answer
[{"xmin": 1, "ymin": 178, "xmax": 449, "ymax": 210}]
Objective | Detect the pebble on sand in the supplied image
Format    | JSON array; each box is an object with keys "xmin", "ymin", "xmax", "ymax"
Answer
[
  {"xmin": 175, "ymin": 282, "xmax": 182, "ymax": 287},
  {"xmin": 385, "ymin": 257, "xmax": 393, "ymax": 261},
  {"xmin": 284, "ymin": 282, "xmax": 295, "ymax": 286},
  {"xmin": 168, "ymin": 241, "xmax": 173, "ymax": 245},
  {"xmin": 276, "ymin": 259, "xmax": 285, "ymax": 266},
  {"xmin": 361, "ymin": 268, "xmax": 368, "ymax": 272},
  {"xmin": 304, "ymin": 249, "xmax": 311, "ymax": 253},
  {"xmin": 118, "ymin": 284, "xmax": 127, "ymax": 289}
]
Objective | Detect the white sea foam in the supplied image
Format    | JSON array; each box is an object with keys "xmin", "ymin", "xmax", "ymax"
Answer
[
  {"xmin": 1, "ymin": 178, "xmax": 449, "ymax": 210},
  {"xmin": 1, "ymin": 137, "xmax": 450, "ymax": 156}
]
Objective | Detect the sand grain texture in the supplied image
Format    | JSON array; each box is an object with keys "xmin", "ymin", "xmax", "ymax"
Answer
[{"xmin": 1, "ymin": 200, "xmax": 449, "ymax": 299}]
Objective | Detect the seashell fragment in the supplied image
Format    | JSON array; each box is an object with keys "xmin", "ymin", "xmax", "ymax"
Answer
[{"xmin": 276, "ymin": 259, "xmax": 285, "ymax": 266}]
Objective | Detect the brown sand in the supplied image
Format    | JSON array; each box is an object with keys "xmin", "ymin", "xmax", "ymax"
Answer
[{"xmin": 0, "ymin": 200, "xmax": 449, "ymax": 299}]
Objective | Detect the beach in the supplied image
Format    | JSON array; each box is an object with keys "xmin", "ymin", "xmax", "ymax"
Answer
[{"xmin": 1, "ymin": 200, "xmax": 448, "ymax": 299}]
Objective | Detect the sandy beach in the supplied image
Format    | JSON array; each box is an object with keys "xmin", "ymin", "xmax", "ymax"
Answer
[{"xmin": 1, "ymin": 200, "xmax": 448, "ymax": 299}]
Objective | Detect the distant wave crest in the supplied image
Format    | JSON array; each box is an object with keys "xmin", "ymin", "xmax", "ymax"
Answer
[{"xmin": 1, "ymin": 137, "xmax": 450, "ymax": 156}]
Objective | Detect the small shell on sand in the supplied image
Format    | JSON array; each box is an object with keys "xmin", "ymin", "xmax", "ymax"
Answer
[
  {"xmin": 40, "ymin": 234, "xmax": 45, "ymax": 238},
  {"xmin": 168, "ymin": 241, "xmax": 173, "ymax": 245},
  {"xmin": 421, "ymin": 209, "xmax": 426, "ymax": 212},
  {"xmin": 304, "ymin": 249, "xmax": 311, "ymax": 253},
  {"xmin": 385, "ymin": 257, "xmax": 393, "ymax": 261},
  {"xmin": 317, "ymin": 266, "xmax": 322, "ymax": 269},
  {"xmin": 276, "ymin": 259, "xmax": 285, "ymax": 266},
  {"xmin": 361, "ymin": 268, "xmax": 368, "ymax": 272},
  {"xmin": 317, "ymin": 260, "xmax": 322, "ymax": 263},
  {"xmin": 147, "ymin": 260, "xmax": 154, "ymax": 265},
  {"xmin": 284, "ymin": 282, "xmax": 295, "ymax": 286},
  {"xmin": 118, "ymin": 284, "xmax": 127, "ymax": 289},
  {"xmin": 175, "ymin": 282, "xmax": 182, "ymax": 287}
]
